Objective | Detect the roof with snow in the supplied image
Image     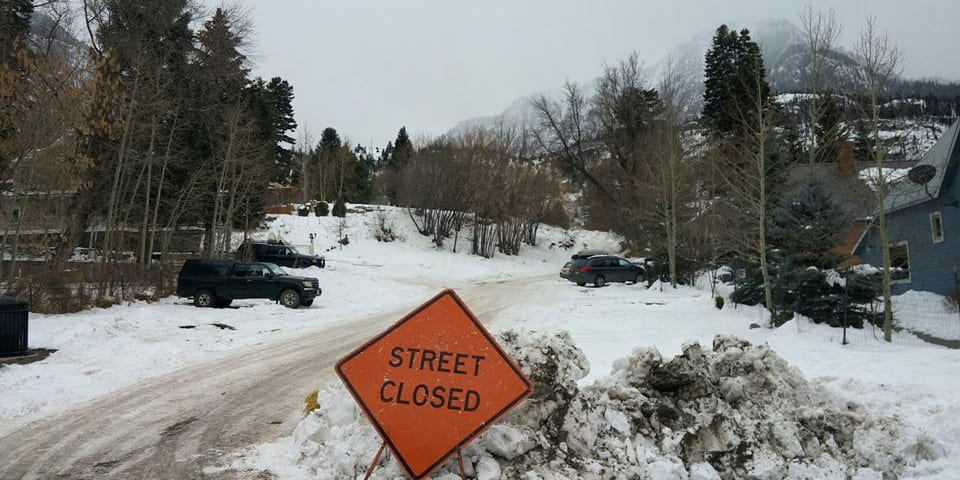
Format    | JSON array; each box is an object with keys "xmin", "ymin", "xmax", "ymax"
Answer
[{"xmin": 883, "ymin": 119, "xmax": 960, "ymax": 214}]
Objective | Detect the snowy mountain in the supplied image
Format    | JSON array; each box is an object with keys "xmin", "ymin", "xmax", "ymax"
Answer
[
  {"xmin": 28, "ymin": 11, "xmax": 85, "ymax": 62},
  {"xmin": 447, "ymin": 19, "xmax": 956, "ymax": 136}
]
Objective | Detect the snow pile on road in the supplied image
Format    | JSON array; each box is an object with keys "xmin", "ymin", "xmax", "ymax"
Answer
[{"xmin": 284, "ymin": 331, "xmax": 939, "ymax": 479}]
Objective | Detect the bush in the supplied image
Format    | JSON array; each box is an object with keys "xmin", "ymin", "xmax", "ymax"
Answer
[
  {"xmin": 297, "ymin": 206, "xmax": 310, "ymax": 217},
  {"xmin": 332, "ymin": 197, "xmax": 347, "ymax": 218},
  {"xmin": 316, "ymin": 201, "xmax": 329, "ymax": 216},
  {"xmin": 373, "ymin": 210, "xmax": 399, "ymax": 242},
  {"xmin": 732, "ymin": 260, "xmax": 882, "ymax": 328},
  {"xmin": 715, "ymin": 296, "xmax": 725, "ymax": 310}
]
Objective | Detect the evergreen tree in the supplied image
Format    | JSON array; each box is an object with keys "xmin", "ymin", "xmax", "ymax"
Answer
[
  {"xmin": 319, "ymin": 127, "xmax": 341, "ymax": 153},
  {"xmin": 380, "ymin": 141, "xmax": 394, "ymax": 170},
  {"xmin": 195, "ymin": 8, "xmax": 249, "ymax": 105},
  {"xmin": 814, "ymin": 93, "xmax": 848, "ymax": 163},
  {"xmin": 332, "ymin": 196, "xmax": 346, "ymax": 217},
  {"xmin": 853, "ymin": 120, "xmax": 873, "ymax": 162},
  {"xmin": 702, "ymin": 26, "xmax": 771, "ymax": 139},
  {"xmin": 247, "ymin": 76, "xmax": 297, "ymax": 184},
  {"xmin": 391, "ymin": 126, "xmax": 413, "ymax": 170},
  {"xmin": 769, "ymin": 179, "xmax": 848, "ymax": 269},
  {"xmin": 0, "ymin": 0, "xmax": 34, "ymax": 172},
  {"xmin": 266, "ymin": 77, "xmax": 296, "ymax": 174},
  {"xmin": 350, "ymin": 158, "xmax": 373, "ymax": 203},
  {"xmin": 0, "ymin": 0, "xmax": 32, "ymax": 65},
  {"xmin": 703, "ymin": 25, "xmax": 740, "ymax": 136}
]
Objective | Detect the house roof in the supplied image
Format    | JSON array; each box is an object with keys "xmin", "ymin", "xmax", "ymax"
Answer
[{"xmin": 883, "ymin": 119, "xmax": 960, "ymax": 214}]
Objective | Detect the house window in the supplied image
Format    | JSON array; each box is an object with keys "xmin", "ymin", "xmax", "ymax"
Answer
[
  {"xmin": 889, "ymin": 242, "xmax": 911, "ymax": 283},
  {"xmin": 931, "ymin": 211, "xmax": 944, "ymax": 244}
]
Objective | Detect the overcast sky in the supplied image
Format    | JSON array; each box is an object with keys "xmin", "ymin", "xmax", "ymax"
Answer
[{"xmin": 201, "ymin": 0, "xmax": 960, "ymax": 148}]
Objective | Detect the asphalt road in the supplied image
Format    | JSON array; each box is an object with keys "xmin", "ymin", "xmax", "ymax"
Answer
[{"xmin": 0, "ymin": 275, "xmax": 546, "ymax": 480}]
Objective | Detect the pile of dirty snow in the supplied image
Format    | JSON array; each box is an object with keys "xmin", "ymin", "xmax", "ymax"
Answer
[{"xmin": 271, "ymin": 331, "xmax": 942, "ymax": 479}]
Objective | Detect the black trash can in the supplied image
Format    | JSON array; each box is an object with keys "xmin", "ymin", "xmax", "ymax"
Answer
[{"xmin": 0, "ymin": 296, "xmax": 29, "ymax": 356}]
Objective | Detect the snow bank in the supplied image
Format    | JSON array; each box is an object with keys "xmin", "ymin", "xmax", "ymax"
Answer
[
  {"xmin": 269, "ymin": 332, "xmax": 934, "ymax": 479},
  {"xmin": 894, "ymin": 290, "xmax": 960, "ymax": 341}
]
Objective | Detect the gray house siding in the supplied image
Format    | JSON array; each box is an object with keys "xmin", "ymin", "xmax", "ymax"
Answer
[
  {"xmin": 856, "ymin": 129, "xmax": 960, "ymax": 295},
  {"xmin": 858, "ymin": 201, "xmax": 960, "ymax": 295}
]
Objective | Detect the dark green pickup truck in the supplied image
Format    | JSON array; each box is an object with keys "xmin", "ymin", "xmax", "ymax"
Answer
[{"xmin": 176, "ymin": 259, "xmax": 321, "ymax": 308}]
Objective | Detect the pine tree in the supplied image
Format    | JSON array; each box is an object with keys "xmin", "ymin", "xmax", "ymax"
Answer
[
  {"xmin": 351, "ymin": 159, "xmax": 373, "ymax": 203},
  {"xmin": 853, "ymin": 120, "xmax": 873, "ymax": 162},
  {"xmin": 702, "ymin": 26, "xmax": 771, "ymax": 139},
  {"xmin": 703, "ymin": 25, "xmax": 740, "ymax": 136},
  {"xmin": 195, "ymin": 8, "xmax": 249, "ymax": 105},
  {"xmin": 380, "ymin": 141, "xmax": 394, "ymax": 169},
  {"xmin": 814, "ymin": 93, "xmax": 848, "ymax": 163},
  {"xmin": 0, "ymin": 0, "xmax": 34, "ymax": 172},
  {"xmin": 332, "ymin": 196, "xmax": 346, "ymax": 217},
  {"xmin": 391, "ymin": 127, "xmax": 413, "ymax": 170},
  {"xmin": 247, "ymin": 76, "xmax": 297, "ymax": 184},
  {"xmin": 319, "ymin": 127, "xmax": 341, "ymax": 153},
  {"xmin": 0, "ymin": 0, "xmax": 32, "ymax": 65},
  {"xmin": 769, "ymin": 179, "xmax": 848, "ymax": 269}
]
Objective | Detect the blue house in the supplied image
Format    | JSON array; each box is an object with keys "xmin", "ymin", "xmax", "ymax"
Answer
[{"xmin": 855, "ymin": 120, "xmax": 960, "ymax": 296}]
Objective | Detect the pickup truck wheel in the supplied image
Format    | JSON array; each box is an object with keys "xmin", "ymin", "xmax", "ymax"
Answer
[
  {"xmin": 194, "ymin": 289, "xmax": 216, "ymax": 308},
  {"xmin": 279, "ymin": 289, "xmax": 301, "ymax": 309}
]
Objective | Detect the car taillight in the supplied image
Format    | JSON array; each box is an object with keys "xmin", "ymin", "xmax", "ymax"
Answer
[{"xmin": 579, "ymin": 267, "xmax": 592, "ymax": 273}]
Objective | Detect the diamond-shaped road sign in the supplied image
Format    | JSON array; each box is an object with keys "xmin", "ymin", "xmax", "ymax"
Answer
[{"xmin": 336, "ymin": 289, "xmax": 534, "ymax": 479}]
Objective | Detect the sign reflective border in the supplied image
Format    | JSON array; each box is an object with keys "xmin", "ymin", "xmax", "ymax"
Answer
[{"xmin": 336, "ymin": 289, "xmax": 533, "ymax": 479}]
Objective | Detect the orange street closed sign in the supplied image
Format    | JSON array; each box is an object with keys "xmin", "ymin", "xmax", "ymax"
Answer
[{"xmin": 336, "ymin": 289, "xmax": 533, "ymax": 479}]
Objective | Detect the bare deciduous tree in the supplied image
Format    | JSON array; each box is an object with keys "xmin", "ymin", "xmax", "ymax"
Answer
[
  {"xmin": 714, "ymin": 59, "xmax": 779, "ymax": 325},
  {"xmin": 855, "ymin": 16, "xmax": 901, "ymax": 342},
  {"xmin": 800, "ymin": 4, "xmax": 843, "ymax": 164},
  {"xmin": 649, "ymin": 61, "xmax": 699, "ymax": 288}
]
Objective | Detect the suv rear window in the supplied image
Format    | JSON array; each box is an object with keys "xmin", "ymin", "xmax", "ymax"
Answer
[
  {"xmin": 588, "ymin": 257, "xmax": 614, "ymax": 267},
  {"xmin": 181, "ymin": 261, "xmax": 231, "ymax": 276}
]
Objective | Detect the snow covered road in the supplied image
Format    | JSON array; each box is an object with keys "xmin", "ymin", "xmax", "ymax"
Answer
[{"xmin": 0, "ymin": 274, "xmax": 550, "ymax": 480}]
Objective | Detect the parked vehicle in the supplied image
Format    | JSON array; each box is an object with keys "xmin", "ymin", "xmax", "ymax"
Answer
[
  {"xmin": 570, "ymin": 250, "xmax": 609, "ymax": 260},
  {"xmin": 567, "ymin": 255, "xmax": 644, "ymax": 287},
  {"xmin": 235, "ymin": 241, "xmax": 325, "ymax": 268},
  {"xmin": 560, "ymin": 261, "xmax": 573, "ymax": 279},
  {"xmin": 176, "ymin": 259, "xmax": 321, "ymax": 308}
]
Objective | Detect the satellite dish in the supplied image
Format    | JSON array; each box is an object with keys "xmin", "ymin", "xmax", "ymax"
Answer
[{"xmin": 908, "ymin": 164, "xmax": 937, "ymax": 185}]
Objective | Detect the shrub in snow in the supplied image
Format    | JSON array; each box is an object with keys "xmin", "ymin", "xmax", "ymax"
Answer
[
  {"xmin": 288, "ymin": 332, "xmax": 934, "ymax": 479},
  {"xmin": 315, "ymin": 201, "xmax": 329, "ymax": 217},
  {"xmin": 733, "ymin": 259, "xmax": 882, "ymax": 328},
  {"xmin": 373, "ymin": 209, "xmax": 399, "ymax": 243},
  {"xmin": 714, "ymin": 296, "xmax": 724, "ymax": 310},
  {"xmin": 332, "ymin": 197, "xmax": 347, "ymax": 218}
]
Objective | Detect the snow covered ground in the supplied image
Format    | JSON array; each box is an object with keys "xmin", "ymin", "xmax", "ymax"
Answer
[
  {"xmin": 0, "ymin": 207, "xmax": 618, "ymax": 435},
  {"xmin": 894, "ymin": 290, "xmax": 960, "ymax": 341},
  {"xmin": 3, "ymin": 208, "xmax": 959, "ymax": 479}
]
